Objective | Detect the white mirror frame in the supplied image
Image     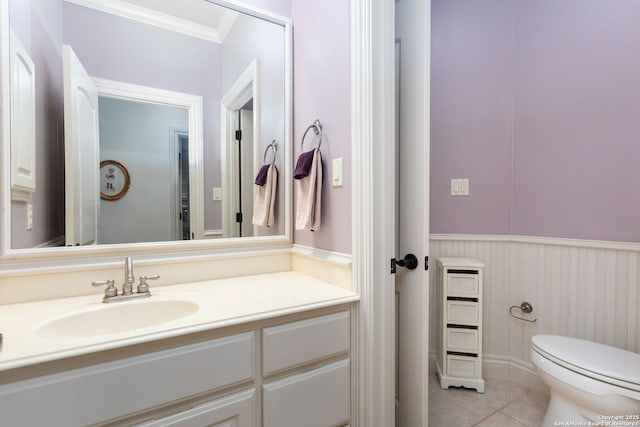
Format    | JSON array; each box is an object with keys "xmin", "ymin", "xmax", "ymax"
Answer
[{"xmin": 0, "ymin": 0, "xmax": 292, "ymax": 268}]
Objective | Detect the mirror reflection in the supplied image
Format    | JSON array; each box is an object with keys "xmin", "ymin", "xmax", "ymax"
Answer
[{"xmin": 8, "ymin": 0, "xmax": 289, "ymax": 249}]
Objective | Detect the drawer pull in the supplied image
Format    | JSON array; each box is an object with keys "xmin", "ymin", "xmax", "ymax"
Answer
[
  {"xmin": 447, "ymin": 296, "xmax": 478, "ymax": 302},
  {"xmin": 446, "ymin": 351, "xmax": 477, "ymax": 357},
  {"xmin": 446, "ymin": 269, "xmax": 478, "ymax": 275},
  {"xmin": 447, "ymin": 324, "xmax": 478, "ymax": 330}
]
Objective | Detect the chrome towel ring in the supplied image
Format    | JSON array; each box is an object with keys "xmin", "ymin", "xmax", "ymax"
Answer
[
  {"xmin": 300, "ymin": 119, "xmax": 323, "ymax": 151},
  {"xmin": 509, "ymin": 301, "xmax": 538, "ymax": 323},
  {"xmin": 263, "ymin": 140, "xmax": 278, "ymax": 165}
]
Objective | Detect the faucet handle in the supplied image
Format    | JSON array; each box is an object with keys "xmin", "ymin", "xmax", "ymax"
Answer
[
  {"xmin": 92, "ymin": 279, "xmax": 117, "ymax": 297},
  {"xmin": 137, "ymin": 274, "xmax": 159, "ymax": 294}
]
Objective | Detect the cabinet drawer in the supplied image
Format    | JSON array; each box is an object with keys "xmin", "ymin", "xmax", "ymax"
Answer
[
  {"xmin": 262, "ymin": 311, "xmax": 350, "ymax": 376},
  {"xmin": 446, "ymin": 327, "xmax": 479, "ymax": 352},
  {"xmin": 446, "ymin": 354, "xmax": 480, "ymax": 379},
  {"xmin": 0, "ymin": 333, "xmax": 256, "ymax": 426},
  {"xmin": 445, "ymin": 273, "xmax": 479, "ymax": 296},
  {"xmin": 136, "ymin": 389, "xmax": 256, "ymax": 427},
  {"xmin": 446, "ymin": 300, "xmax": 480, "ymax": 325},
  {"xmin": 263, "ymin": 359, "xmax": 350, "ymax": 427}
]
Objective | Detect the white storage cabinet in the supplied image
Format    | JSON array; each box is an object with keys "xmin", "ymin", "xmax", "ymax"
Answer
[{"xmin": 435, "ymin": 257, "xmax": 485, "ymax": 393}]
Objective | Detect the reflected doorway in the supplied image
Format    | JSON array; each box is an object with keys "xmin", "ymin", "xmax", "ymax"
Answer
[
  {"xmin": 176, "ymin": 131, "xmax": 191, "ymax": 240},
  {"xmin": 221, "ymin": 59, "xmax": 259, "ymax": 239},
  {"xmin": 232, "ymin": 103, "xmax": 255, "ymax": 238},
  {"xmin": 98, "ymin": 96, "xmax": 189, "ymax": 244}
]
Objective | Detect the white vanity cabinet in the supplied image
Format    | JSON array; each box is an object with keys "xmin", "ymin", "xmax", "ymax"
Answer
[
  {"xmin": 0, "ymin": 308, "xmax": 352, "ymax": 427},
  {"xmin": 435, "ymin": 257, "xmax": 485, "ymax": 393}
]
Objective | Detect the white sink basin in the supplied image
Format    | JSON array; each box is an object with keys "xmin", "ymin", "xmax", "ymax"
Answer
[{"xmin": 35, "ymin": 299, "xmax": 199, "ymax": 339}]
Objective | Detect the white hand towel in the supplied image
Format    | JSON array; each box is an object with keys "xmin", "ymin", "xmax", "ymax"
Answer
[
  {"xmin": 252, "ymin": 164, "xmax": 277, "ymax": 227},
  {"xmin": 295, "ymin": 148, "xmax": 322, "ymax": 231}
]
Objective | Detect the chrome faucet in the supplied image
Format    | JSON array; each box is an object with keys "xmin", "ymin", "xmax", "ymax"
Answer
[
  {"xmin": 92, "ymin": 257, "xmax": 160, "ymax": 303},
  {"xmin": 123, "ymin": 256, "xmax": 135, "ymax": 295}
]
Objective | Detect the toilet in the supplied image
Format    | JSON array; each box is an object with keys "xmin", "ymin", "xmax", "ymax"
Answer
[{"xmin": 531, "ymin": 335, "xmax": 640, "ymax": 426}]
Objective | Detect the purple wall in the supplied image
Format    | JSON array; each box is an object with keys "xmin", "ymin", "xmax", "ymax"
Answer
[
  {"xmin": 431, "ymin": 0, "xmax": 514, "ymax": 236},
  {"xmin": 431, "ymin": 0, "xmax": 640, "ymax": 242},
  {"xmin": 291, "ymin": 0, "xmax": 351, "ymax": 253},
  {"xmin": 10, "ymin": 0, "xmax": 65, "ymax": 249}
]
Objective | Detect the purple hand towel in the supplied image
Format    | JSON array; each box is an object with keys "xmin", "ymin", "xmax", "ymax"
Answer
[
  {"xmin": 255, "ymin": 164, "xmax": 270, "ymax": 186},
  {"xmin": 295, "ymin": 149, "xmax": 322, "ymax": 231},
  {"xmin": 294, "ymin": 149, "xmax": 316, "ymax": 179}
]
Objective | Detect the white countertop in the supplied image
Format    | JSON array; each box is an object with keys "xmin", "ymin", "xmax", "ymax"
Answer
[{"xmin": 0, "ymin": 271, "xmax": 358, "ymax": 372}]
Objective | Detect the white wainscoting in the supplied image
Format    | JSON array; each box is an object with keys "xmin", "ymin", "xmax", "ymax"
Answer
[{"xmin": 430, "ymin": 234, "xmax": 640, "ymax": 390}]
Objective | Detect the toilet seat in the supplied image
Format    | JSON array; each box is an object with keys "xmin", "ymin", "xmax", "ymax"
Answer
[{"xmin": 532, "ymin": 335, "xmax": 640, "ymax": 392}]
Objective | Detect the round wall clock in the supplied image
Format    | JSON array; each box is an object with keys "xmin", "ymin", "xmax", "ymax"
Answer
[{"xmin": 100, "ymin": 160, "xmax": 130, "ymax": 201}]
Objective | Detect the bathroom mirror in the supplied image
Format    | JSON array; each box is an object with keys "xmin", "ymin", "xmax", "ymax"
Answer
[{"xmin": 0, "ymin": 0, "xmax": 291, "ymax": 256}]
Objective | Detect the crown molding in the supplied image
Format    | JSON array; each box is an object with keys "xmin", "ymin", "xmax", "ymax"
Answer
[{"xmin": 64, "ymin": 0, "xmax": 224, "ymax": 43}]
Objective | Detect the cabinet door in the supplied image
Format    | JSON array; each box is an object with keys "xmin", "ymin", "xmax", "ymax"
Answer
[
  {"xmin": 136, "ymin": 389, "xmax": 255, "ymax": 427},
  {"xmin": 263, "ymin": 359, "xmax": 350, "ymax": 427},
  {"xmin": 9, "ymin": 29, "xmax": 36, "ymax": 201}
]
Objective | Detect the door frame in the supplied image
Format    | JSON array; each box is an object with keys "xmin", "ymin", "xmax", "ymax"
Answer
[
  {"xmin": 352, "ymin": 0, "xmax": 396, "ymax": 425},
  {"xmin": 352, "ymin": 0, "xmax": 430, "ymax": 425},
  {"xmin": 220, "ymin": 59, "xmax": 260, "ymax": 239},
  {"xmin": 92, "ymin": 78, "xmax": 205, "ymax": 240},
  {"xmin": 171, "ymin": 129, "xmax": 190, "ymax": 241}
]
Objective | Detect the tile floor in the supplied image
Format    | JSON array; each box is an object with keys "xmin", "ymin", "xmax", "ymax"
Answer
[{"xmin": 429, "ymin": 372, "xmax": 549, "ymax": 426}]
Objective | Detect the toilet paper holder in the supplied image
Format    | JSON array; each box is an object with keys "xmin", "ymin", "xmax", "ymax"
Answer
[{"xmin": 509, "ymin": 301, "xmax": 537, "ymax": 323}]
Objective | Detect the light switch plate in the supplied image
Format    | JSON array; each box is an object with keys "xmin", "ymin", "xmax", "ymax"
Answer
[
  {"xmin": 27, "ymin": 203, "xmax": 33, "ymax": 230},
  {"xmin": 213, "ymin": 187, "xmax": 222, "ymax": 201},
  {"xmin": 332, "ymin": 158, "xmax": 343, "ymax": 187},
  {"xmin": 451, "ymin": 178, "xmax": 469, "ymax": 196}
]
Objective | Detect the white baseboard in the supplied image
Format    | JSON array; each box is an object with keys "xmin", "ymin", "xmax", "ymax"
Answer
[
  {"xmin": 483, "ymin": 354, "xmax": 548, "ymax": 395},
  {"xmin": 428, "ymin": 352, "xmax": 549, "ymax": 396}
]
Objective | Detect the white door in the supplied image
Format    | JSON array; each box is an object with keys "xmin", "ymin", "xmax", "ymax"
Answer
[
  {"xmin": 63, "ymin": 45, "xmax": 99, "ymax": 246},
  {"xmin": 395, "ymin": 0, "xmax": 430, "ymax": 425}
]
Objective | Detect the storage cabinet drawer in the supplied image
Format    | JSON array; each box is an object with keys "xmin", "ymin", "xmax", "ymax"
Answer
[
  {"xmin": 445, "ymin": 273, "xmax": 479, "ymax": 296},
  {"xmin": 262, "ymin": 311, "xmax": 350, "ymax": 376},
  {"xmin": 446, "ymin": 300, "xmax": 480, "ymax": 325},
  {"xmin": 263, "ymin": 359, "xmax": 350, "ymax": 427},
  {"xmin": 445, "ymin": 327, "xmax": 479, "ymax": 352},
  {"xmin": 446, "ymin": 354, "xmax": 480, "ymax": 379}
]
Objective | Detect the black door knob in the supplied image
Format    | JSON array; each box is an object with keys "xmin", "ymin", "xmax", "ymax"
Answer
[{"xmin": 396, "ymin": 254, "xmax": 418, "ymax": 270}]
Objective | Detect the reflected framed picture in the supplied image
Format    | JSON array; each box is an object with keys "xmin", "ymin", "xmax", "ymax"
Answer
[{"xmin": 100, "ymin": 160, "xmax": 130, "ymax": 201}]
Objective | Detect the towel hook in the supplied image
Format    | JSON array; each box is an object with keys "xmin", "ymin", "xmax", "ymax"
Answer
[
  {"xmin": 263, "ymin": 140, "xmax": 277, "ymax": 165},
  {"xmin": 509, "ymin": 301, "xmax": 537, "ymax": 323},
  {"xmin": 300, "ymin": 119, "xmax": 323, "ymax": 152}
]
